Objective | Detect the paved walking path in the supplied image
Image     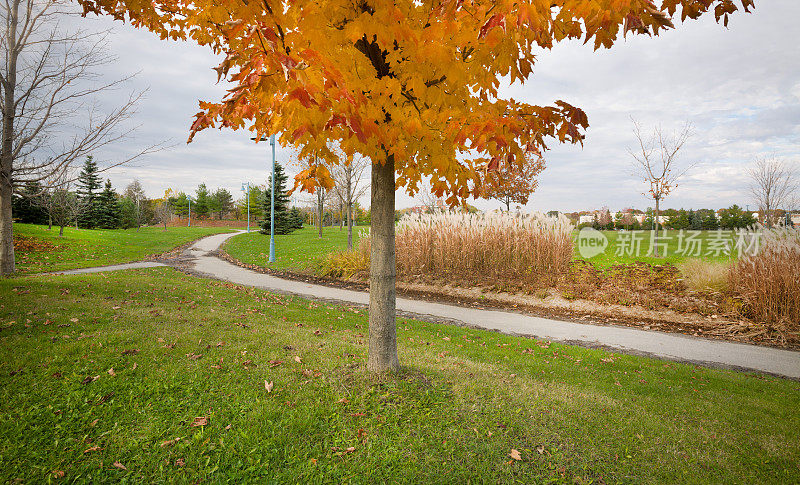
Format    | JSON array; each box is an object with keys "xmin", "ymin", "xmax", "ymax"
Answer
[{"xmin": 57, "ymin": 231, "xmax": 800, "ymax": 379}]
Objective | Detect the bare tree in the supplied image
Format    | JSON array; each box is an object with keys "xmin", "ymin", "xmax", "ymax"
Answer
[
  {"xmin": 629, "ymin": 119, "xmax": 694, "ymax": 257},
  {"xmin": 747, "ymin": 156, "xmax": 797, "ymax": 228},
  {"xmin": 33, "ymin": 172, "xmax": 87, "ymax": 236},
  {"xmin": 331, "ymin": 152, "xmax": 369, "ymax": 249},
  {"xmin": 0, "ymin": 0, "xmax": 160, "ymax": 275},
  {"xmin": 417, "ymin": 179, "xmax": 445, "ymax": 214},
  {"xmin": 152, "ymin": 197, "xmax": 172, "ymax": 231}
]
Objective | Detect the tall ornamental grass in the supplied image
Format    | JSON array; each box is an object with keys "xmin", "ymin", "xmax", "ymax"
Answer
[
  {"xmin": 394, "ymin": 211, "xmax": 573, "ymax": 287},
  {"xmin": 729, "ymin": 227, "xmax": 800, "ymax": 334}
]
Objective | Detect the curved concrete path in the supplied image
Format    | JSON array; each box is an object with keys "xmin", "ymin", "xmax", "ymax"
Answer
[{"xmin": 58, "ymin": 231, "xmax": 800, "ymax": 379}]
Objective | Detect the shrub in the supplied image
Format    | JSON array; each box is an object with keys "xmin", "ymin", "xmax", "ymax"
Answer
[
  {"xmin": 318, "ymin": 237, "xmax": 370, "ymax": 279},
  {"xmin": 729, "ymin": 227, "xmax": 800, "ymax": 337},
  {"xmin": 677, "ymin": 259, "xmax": 731, "ymax": 293}
]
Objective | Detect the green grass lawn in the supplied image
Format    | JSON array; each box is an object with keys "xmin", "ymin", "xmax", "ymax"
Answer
[
  {"xmin": 12, "ymin": 223, "xmax": 232, "ymax": 274},
  {"xmin": 223, "ymin": 225, "xmax": 362, "ymax": 272},
  {"xmin": 574, "ymin": 230, "xmax": 741, "ymax": 268},
  {"xmin": 1, "ymin": 268, "xmax": 798, "ymax": 483}
]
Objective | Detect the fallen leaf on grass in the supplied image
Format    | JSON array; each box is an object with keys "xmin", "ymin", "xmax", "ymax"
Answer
[
  {"xmin": 70, "ymin": 318, "xmax": 79, "ymax": 323},
  {"xmin": 52, "ymin": 470, "xmax": 65, "ymax": 478},
  {"xmin": 160, "ymin": 437, "xmax": 181, "ymax": 448},
  {"xmin": 509, "ymin": 449, "xmax": 522, "ymax": 461},
  {"xmin": 345, "ymin": 447, "xmax": 355, "ymax": 453},
  {"xmin": 294, "ymin": 356, "xmax": 302, "ymax": 364},
  {"xmin": 131, "ymin": 363, "xmax": 138, "ymax": 370},
  {"xmin": 96, "ymin": 392, "xmax": 115, "ymax": 405},
  {"xmin": 112, "ymin": 462, "xmax": 127, "ymax": 470},
  {"xmin": 81, "ymin": 375, "xmax": 99, "ymax": 385},
  {"xmin": 536, "ymin": 445, "xmax": 546, "ymax": 455},
  {"xmin": 350, "ymin": 412, "xmax": 366, "ymax": 417},
  {"xmin": 164, "ymin": 343, "xmax": 176, "ymax": 349},
  {"xmin": 174, "ymin": 458, "xmax": 185, "ymax": 467},
  {"xmin": 336, "ymin": 398, "xmax": 349, "ymax": 404},
  {"xmin": 242, "ymin": 359, "xmax": 256, "ymax": 368},
  {"xmin": 189, "ymin": 417, "xmax": 208, "ymax": 427},
  {"xmin": 264, "ymin": 381, "xmax": 274, "ymax": 392},
  {"xmin": 601, "ymin": 358, "xmax": 615, "ymax": 364},
  {"xmin": 309, "ymin": 458, "xmax": 317, "ymax": 465},
  {"xmin": 121, "ymin": 349, "xmax": 139, "ymax": 356},
  {"xmin": 186, "ymin": 353, "xmax": 203, "ymax": 360},
  {"xmin": 90, "ymin": 418, "xmax": 99, "ymax": 427},
  {"xmin": 269, "ymin": 360, "xmax": 283, "ymax": 368},
  {"xmin": 83, "ymin": 446, "xmax": 102, "ymax": 454},
  {"xmin": 107, "ymin": 368, "xmax": 116, "ymax": 377}
]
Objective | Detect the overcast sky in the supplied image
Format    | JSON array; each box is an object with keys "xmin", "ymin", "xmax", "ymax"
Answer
[{"xmin": 79, "ymin": 2, "xmax": 799, "ymax": 212}]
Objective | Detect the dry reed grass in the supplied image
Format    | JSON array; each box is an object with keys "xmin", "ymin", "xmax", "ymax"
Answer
[
  {"xmin": 677, "ymin": 259, "xmax": 731, "ymax": 293},
  {"xmin": 729, "ymin": 227, "xmax": 800, "ymax": 339},
  {"xmin": 394, "ymin": 212, "xmax": 573, "ymax": 287},
  {"xmin": 322, "ymin": 212, "xmax": 574, "ymax": 287}
]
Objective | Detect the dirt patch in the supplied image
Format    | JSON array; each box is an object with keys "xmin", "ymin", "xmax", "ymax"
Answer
[{"xmin": 218, "ymin": 249, "xmax": 798, "ymax": 350}]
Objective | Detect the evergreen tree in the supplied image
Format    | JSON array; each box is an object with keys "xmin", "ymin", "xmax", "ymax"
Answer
[
  {"xmin": 702, "ymin": 211, "xmax": 719, "ymax": 230},
  {"xmin": 690, "ymin": 210, "xmax": 703, "ymax": 230},
  {"xmin": 289, "ymin": 207, "xmax": 305, "ymax": 230},
  {"xmin": 194, "ymin": 183, "xmax": 211, "ymax": 219},
  {"xmin": 211, "ymin": 188, "xmax": 233, "ymax": 219},
  {"xmin": 259, "ymin": 162, "xmax": 296, "ymax": 235},
  {"xmin": 96, "ymin": 180, "xmax": 121, "ymax": 229},
  {"xmin": 76, "ymin": 156, "xmax": 102, "ymax": 228},
  {"xmin": 11, "ymin": 182, "xmax": 48, "ymax": 224},
  {"xmin": 170, "ymin": 193, "xmax": 190, "ymax": 217}
]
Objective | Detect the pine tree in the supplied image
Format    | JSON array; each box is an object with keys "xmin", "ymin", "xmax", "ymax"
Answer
[
  {"xmin": 259, "ymin": 162, "xmax": 296, "ymax": 235},
  {"xmin": 289, "ymin": 207, "xmax": 305, "ymax": 230},
  {"xmin": 194, "ymin": 183, "xmax": 211, "ymax": 219},
  {"xmin": 11, "ymin": 182, "xmax": 48, "ymax": 224},
  {"xmin": 76, "ymin": 156, "xmax": 102, "ymax": 228},
  {"xmin": 96, "ymin": 179, "xmax": 121, "ymax": 229}
]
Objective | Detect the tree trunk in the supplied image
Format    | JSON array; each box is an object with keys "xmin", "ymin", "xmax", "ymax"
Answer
[
  {"xmin": 317, "ymin": 190, "xmax": 323, "ymax": 238},
  {"xmin": 0, "ymin": 178, "xmax": 14, "ymax": 275},
  {"xmin": 367, "ymin": 155, "xmax": 399, "ymax": 372},
  {"xmin": 654, "ymin": 198, "xmax": 660, "ymax": 257},
  {"xmin": 59, "ymin": 224, "xmax": 64, "ymax": 237},
  {"xmin": 48, "ymin": 214, "xmax": 52, "ymax": 230},
  {"xmin": 346, "ymin": 173, "xmax": 353, "ymax": 250},
  {"xmin": 0, "ymin": 0, "xmax": 17, "ymax": 276}
]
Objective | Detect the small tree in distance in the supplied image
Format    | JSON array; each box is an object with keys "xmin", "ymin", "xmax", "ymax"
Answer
[
  {"xmin": 747, "ymin": 157, "xmax": 797, "ymax": 228},
  {"xmin": 629, "ymin": 120, "xmax": 695, "ymax": 257},
  {"xmin": 481, "ymin": 154, "xmax": 545, "ymax": 212}
]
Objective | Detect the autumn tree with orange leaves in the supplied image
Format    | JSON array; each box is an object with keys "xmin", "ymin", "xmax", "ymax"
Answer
[
  {"xmin": 78, "ymin": 0, "xmax": 753, "ymax": 371},
  {"xmin": 482, "ymin": 154, "xmax": 545, "ymax": 211}
]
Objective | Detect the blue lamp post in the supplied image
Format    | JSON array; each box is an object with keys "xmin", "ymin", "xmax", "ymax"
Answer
[
  {"xmin": 269, "ymin": 134, "xmax": 276, "ymax": 263},
  {"xmin": 241, "ymin": 182, "xmax": 251, "ymax": 233},
  {"xmin": 252, "ymin": 134, "xmax": 277, "ymax": 263}
]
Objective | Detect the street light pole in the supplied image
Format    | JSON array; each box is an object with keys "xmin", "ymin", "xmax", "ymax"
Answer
[
  {"xmin": 269, "ymin": 134, "xmax": 276, "ymax": 263},
  {"xmin": 187, "ymin": 195, "xmax": 192, "ymax": 227},
  {"xmin": 241, "ymin": 182, "xmax": 251, "ymax": 233},
  {"xmin": 252, "ymin": 135, "xmax": 277, "ymax": 263}
]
